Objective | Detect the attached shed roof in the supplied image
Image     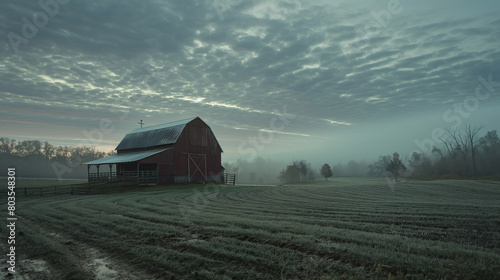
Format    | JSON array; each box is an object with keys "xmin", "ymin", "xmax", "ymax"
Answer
[
  {"xmin": 115, "ymin": 117, "xmax": 196, "ymax": 151},
  {"xmin": 83, "ymin": 148, "xmax": 170, "ymax": 165}
]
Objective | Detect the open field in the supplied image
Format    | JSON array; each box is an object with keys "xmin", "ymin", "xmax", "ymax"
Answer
[{"xmin": 2, "ymin": 178, "xmax": 500, "ymax": 279}]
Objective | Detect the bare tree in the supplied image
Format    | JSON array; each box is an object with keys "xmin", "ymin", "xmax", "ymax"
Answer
[
  {"xmin": 431, "ymin": 145, "xmax": 444, "ymax": 159},
  {"xmin": 439, "ymin": 135, "xmax": 459, "ymax": 174},
  {"xmin": 441, "ymin": 128, "xmax": 470, "ymax": 176},
  {"xmin": 464, "ymin": 125, "xmax": 483, "ymax": 176}
]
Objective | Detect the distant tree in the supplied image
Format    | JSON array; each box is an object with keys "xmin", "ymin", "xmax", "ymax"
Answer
[
  {"xmin": 408, "ymin": 152, "xmax": 432, "ymax": 176},
  {"xmin": 320, "ymin": 163, "xmax": 333, "ymax": 181},
  {"xmin": 42, "ymin": 141, "xmax": 55, "ymax": 159},
  {"xmin": 54, "ymin": 145, "xmax": 70, "ymax": 161},
  {"xmin": 368, "ymin": 155, "xmax": 391, "ymax": 177},
  {"xmin": 479, "ymin": 130, "xmax": 500, "ymax": 150},
  {"xmin": 296, "ymin": 160, "xmax": 308, "ymax": 182},
  {"xmin": 0, "ymin": 138, "xmax": 17, "ymax": 155},
  {"xmin": 386, "ymin": 152, "xmax": 407, "ymax": 182},
  {"xmin": 277, "ymin": 160, "xmax": 314, "ymax": 183},
  {"xmin": 278, "ymin": 164, "xmax": 300, "ymax": 184},
  {"xmin": 478, "ymin": 130, "xmax": 500, "ymax": 175},
  {"xmin": 278, "ymin": 160, "xmax": 314, "ymax": 184},
  {"xmin": 438, "ymin": 125, "xmax": 486, "ymax": 177}
]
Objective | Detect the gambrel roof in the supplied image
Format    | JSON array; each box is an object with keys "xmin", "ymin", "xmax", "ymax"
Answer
[
  {"xmin": 115, "ymin": 117, "xmax": 196, "ymax": 151},
  {"xmin": 115, "ymin": 117, "xmax": 222, "ymax": 152}
]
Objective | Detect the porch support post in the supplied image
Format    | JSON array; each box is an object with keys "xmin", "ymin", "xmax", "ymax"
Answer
[
  {"xmin": 157, "ymin": 164, "xmax": 160, "ymax": 184},
  {"xmin": 137, "ymin": 163, "xmax": 140, "ymax": 184},
  {"xmin": 187, "ymin": 154, "xmax": 190, "ymax": 183}
]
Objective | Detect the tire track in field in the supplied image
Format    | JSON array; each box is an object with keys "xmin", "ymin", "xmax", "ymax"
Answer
[{"xmin": 16, "ymin": 214, "xmax": 151, "ymax": 280}]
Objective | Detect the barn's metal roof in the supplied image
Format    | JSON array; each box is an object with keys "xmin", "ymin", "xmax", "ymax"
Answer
[
  {"xmin": 115, "ymin": 117, "xmax": 196, "ymax": 151},
  {"xmin": 83, "ymin": 148, "xmax": 170, "ymax": 165}
]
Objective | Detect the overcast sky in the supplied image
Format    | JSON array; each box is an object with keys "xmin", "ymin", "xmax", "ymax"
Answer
[{"xmin": 1, "ymin": 0, "xmax": 499, "ymax": 167}]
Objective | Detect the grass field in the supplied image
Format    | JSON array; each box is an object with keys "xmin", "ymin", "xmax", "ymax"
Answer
[{"xmin": 2, "ymin": 178, "xmax": 500, "ymax": 279}]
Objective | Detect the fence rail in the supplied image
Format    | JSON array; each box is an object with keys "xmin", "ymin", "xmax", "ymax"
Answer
[
  {"xmin": 17, "ymin": 180, "xmax": 139, "ymax": 196},
  {"xmin": 224, "ymin": 173, "xmax": 236, "ymax": 185},
  {"xmin": 71, "ymin": 187, "xmax": 91, "ymax": 195},
  {"xmin": 18, "ymin": 185, "xmax": 79, "ymax": 196},
  {"xmin": 88, "ymin": 171, "xmax": 158, "ymax": 184}
]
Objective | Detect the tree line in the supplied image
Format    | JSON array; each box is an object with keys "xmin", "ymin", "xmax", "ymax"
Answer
[
  {"xmin": 0, "ymin": 138, "xmax": 114, "ymax": 179},
  {"xmin": 319, "ymin": 126, "xmax": 500, "ymax": 181}
]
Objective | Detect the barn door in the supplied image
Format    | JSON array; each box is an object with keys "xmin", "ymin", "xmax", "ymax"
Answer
[{"xmin": 188, "ymin": 154, "xmax": 207, "ymax": 183}]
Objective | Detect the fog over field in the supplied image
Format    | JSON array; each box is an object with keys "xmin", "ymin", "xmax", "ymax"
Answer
[
  {"xmin": 1, "ymin": 2, "xmax": 500, "ymax": 278},
  {"xmin": 1, "ymin": 0, "xmax": 499, "ymax": 169}
]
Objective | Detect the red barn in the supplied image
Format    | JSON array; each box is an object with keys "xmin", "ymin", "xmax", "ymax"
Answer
[{"xmin": 84, "ymin": 117, "xmax": 223, "ymax": 184}]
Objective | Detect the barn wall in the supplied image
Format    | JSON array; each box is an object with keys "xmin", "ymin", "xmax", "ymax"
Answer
[
  {"xmin": 138, "ymin": 149, "xmax": 175, "ymax": 184},
  {"xmin": 173, "ymin": 118, "xmax": 222, "ymax": 183},
  {"xmin": 207, "ymin": 154, "xmax": 223, "ymax": 181},
  {"xmin": 138, "ymin": 149, "xmax": 174, "ymax": 164},
  {"xmin": 174, "ymin": 118, "xmax": 222, "ymax": 156}
]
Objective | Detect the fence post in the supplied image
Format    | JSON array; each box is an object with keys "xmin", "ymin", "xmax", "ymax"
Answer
[{"xmin": 40, "ymin": 188, "xmax": 43, "ymax": 196}]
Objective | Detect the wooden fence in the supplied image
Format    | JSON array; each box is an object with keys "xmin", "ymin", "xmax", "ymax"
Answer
[
  {"xmin": 88, "ymin": 171, "xmax": 158, "ymax": 184},
  {"xmin": 17, "ymin": 179, "xmax": 138, "ymax": 196},
  {"xmin": 18, "ymin": 185, "xmax": 81, "ymax": 196},
  {"xmin": 224, "ymin": 173, "xmax": 236, "ymax": 185}
]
